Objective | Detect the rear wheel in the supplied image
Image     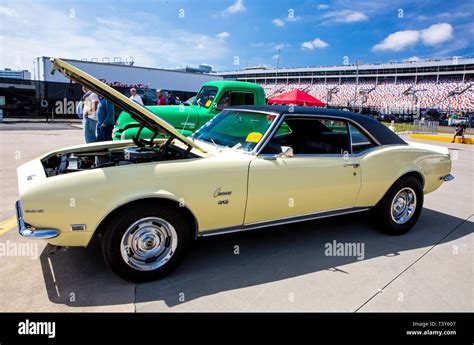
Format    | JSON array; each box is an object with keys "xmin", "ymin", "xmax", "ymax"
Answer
[
  {"xmin": 372, "ymin": 176, "xmax": 423, "ymax": 235},
  {"xmin": 101, "ymin": 204, "xmax": 191, "ymax": 282}
]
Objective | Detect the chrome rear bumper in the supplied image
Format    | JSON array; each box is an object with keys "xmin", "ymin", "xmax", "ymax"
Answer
[
  {"xmin": 440, "ymin": 174, "xmax": 454, "ymax": 182},
  {"xmin": 15, "ymin": 200, "xmax": 60, "ymax": 239}
]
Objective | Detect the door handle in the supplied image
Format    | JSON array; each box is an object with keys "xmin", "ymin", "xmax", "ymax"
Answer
[{"xmin": 343, "ymin": 162, "xmax": 360, "ymax": 168}]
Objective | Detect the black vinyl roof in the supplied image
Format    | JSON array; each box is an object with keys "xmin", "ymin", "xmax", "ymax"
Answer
[{"xmin": 227, "ymin": 105, "xmax": 407, "ymax": 146}]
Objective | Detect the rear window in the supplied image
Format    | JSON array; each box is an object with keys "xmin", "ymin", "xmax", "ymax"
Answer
[
  {"xmin": 349, "ymin": 124, "xmax": 376, "ymax": 153},
  {"xmin": 217, "ymin": 91, "xmax": 255, "ymax": 109}
]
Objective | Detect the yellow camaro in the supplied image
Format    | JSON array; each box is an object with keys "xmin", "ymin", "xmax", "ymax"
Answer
[{"xmin": 16, "ymin": 59, "xmax": 453, "ymax": 282}]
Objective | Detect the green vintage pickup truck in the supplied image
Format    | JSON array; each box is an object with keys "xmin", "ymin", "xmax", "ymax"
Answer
[{"xmin": 113, "ymin": 80, "xmax": 267, "ymax": 140}]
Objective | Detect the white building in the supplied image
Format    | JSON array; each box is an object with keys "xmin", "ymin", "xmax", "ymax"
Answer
[{"xmin": 35, "ymin": 57, "xmax": 222, "ymax": 92}]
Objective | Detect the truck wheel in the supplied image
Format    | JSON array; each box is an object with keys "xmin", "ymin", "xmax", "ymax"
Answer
[
  {"xmin": 101, "ymin": 204, "xmax": 192, "ymax": 282},
  {"xmin": 373, "ymin": 176, "xmax": 423, "ymax": 235}
]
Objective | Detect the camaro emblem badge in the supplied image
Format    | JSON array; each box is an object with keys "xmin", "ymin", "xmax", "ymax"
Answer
[{"xmin": 214, "ymin": 188, "xmax": 232, "ymax": 198}]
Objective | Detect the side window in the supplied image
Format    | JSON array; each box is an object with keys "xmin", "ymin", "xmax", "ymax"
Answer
[
  {"xmin": 275, "ymin": 121, "xmax": 292, "ymax": 137},
  {"xmin": 261, "ymin": 117, "xmax": 351, "ymax": 155},
  {"xmin": 231, "ymin": 92, "xmax": 254, "ymax": 106},
  {"xmin": 217, "ymin": 91, "xmax": 254, "ymax": 109},
  {"xmin": 241, "ymin": 92, "xmax": 255, "ymax": 105},
  {"xmin": 217, "ymin": 91, "xmax": 231, "ymax": 109},
  {"xmin": 349, "ymin": 124, "xmax": 376, "ymax": 154}
]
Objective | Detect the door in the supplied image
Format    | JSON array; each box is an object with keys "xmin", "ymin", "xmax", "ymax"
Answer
[{"xmin": 244, "ymin": 116, "xmax": 362, "ymax": 225}]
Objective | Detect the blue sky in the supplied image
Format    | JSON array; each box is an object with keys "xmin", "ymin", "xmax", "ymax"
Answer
[{"xmin": 0, "ymin": 0, "xmax": 473, "ymax": 72}]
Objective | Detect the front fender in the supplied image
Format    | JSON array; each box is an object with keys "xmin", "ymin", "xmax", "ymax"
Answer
[{"xmin": 22, "ymin": 167, "xmax": 197, "ymax": 247}]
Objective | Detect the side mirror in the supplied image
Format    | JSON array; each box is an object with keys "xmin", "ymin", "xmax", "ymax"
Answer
[
  {"xmin": 278, "ymin": 146, "xmax": 294, "ymax": 158},
  {"xmin": 264, "ymin": 146, "xmax": 293, "ymax": 160}
]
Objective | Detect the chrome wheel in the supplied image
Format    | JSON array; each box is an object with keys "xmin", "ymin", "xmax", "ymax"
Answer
[
  {"xmin": 390, "ymin": 187, "xmax": 417, "ymax": 224},
  {"xmin": 120, "ymin": 217, "xmax": 178, "ymax": 271}
]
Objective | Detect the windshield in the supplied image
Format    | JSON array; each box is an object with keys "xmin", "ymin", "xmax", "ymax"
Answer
[
  {"xmin": 193, "ymin": 86, "xmax": 218, "ymax": 108},
  {"xmin": 193, "ymin": 110, "xmax": 276, "ymax": 152}
]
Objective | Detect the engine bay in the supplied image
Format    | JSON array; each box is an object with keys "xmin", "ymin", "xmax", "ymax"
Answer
[{"xmin": 42, "ymin": 143, "xmax": 197, "ymax": 177}]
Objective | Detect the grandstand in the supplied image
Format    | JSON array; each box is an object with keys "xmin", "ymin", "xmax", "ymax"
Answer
[{"xmin": 216, "ymin": 57, "xmax": 474, "ymax": 114}]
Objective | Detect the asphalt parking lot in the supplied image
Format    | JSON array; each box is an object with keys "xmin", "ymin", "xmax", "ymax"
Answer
[{"xmin": 0, "ymin": 123, "xmax": 472, "ymax": 312}]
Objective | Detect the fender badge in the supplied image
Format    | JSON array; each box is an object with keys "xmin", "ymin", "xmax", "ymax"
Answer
[{"xmin": 214, "ymin": 188, "xmax": 232, "ymax": 198}]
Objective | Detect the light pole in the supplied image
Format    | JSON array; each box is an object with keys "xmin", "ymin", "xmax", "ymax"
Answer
[
  {"xmin": 275, "ymin": 49, "xmax": 281, "ymax": 85},
  {"xmin": 353, "ymin": 60, "xmax": 361, "ymax": 109}
]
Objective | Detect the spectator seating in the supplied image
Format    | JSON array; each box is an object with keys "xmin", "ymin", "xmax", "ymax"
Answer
[{"xmin": 257, "ymin": 76, "xmax": 473, "ymax": 112}]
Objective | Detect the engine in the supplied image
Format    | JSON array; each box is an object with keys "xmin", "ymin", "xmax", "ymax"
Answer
[{"xmin": 42, "ymin": 144, "xmax": 194, "ymax": 177}]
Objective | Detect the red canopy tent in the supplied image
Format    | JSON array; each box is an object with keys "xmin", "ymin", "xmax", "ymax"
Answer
[{"xmin": 267, "ymin": 89, "xmax": 325, "ymax": 107}]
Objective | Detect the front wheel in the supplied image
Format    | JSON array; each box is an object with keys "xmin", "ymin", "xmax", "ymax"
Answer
[
  {"xmin": 101, "ymin": 204, "xmax": 191, "ymax": 282},
  {"xmin": 372, "ymin": 176, "xmax": 423, "ymax": 235}
]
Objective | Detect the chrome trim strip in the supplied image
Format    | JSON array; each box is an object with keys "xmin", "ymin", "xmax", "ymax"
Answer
[
  {"xmin": 199, "ymin": 206, "xmax": 370, "ymax": 237},
  {"xmin": 347, "ymin": 120, "xmax": 354, "ymax": 154},
  {"xmin": 15, "ymin": 200, "xmax": 60, "ymax": 239},
  {"xmin": 257, "ymin": 145, "xmax": 383, "ymax": 158},
  {"xmin": 441, "ymin": 174, "xmax": 454, "ymax": 182}
]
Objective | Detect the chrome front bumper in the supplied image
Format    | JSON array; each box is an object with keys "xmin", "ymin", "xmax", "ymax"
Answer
[
  {"xmin": 440, "ymin": 174, "xmax": 455, "ymax": 182},
  {"xmin": 15, "ymin": 200, "xmax": 60, "ymax": 239}
]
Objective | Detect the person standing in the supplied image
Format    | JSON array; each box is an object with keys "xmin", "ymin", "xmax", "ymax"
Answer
[
  {"xmin": 156, "ymin": 89, "xmax": 167, "ymax": 105},
  {"xmin": 129, "ymin": 88, "xmax": 144, "ymax": 106},
  {"xmin": 81, "ymin": 86, "xmax": 99, "ymax": 143},
  {"xmin": 451, "ymin": 122, "xmax": 465, "ymax": 143},
  {"xmin": 96, "ymin": 96, "xmax": 115, "ymax": 141},
  {"xmin": 167, "ymin": 91, "xmax": 177, "ymax": 105}
]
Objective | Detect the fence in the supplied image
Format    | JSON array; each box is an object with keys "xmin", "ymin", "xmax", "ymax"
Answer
[{"xmin": 412, "ymin": 120, "xmax": 439, "ymax": 134}]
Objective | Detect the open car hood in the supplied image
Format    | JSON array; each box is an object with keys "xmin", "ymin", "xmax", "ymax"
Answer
[{"xmin": 50, "ymin": 58, "xmax": 206, "ymax": 153}]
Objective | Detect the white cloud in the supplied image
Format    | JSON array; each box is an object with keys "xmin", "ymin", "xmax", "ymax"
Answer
[
  {"xmin": 272, "ymin": 18, "xmax": 285, "ymax": 27},
  {"xmin": 301, "ymin": 37, "xmax": 329, "ymax": 50},
  {"xmin": 318, "ymin": 4, "xmax": 329, "ymax": 10},
  {"xmin": 373, "ymin": 23, "xmax": 454, "ymax": 52},
  {"xmin": 0, "ymin": 5, "xmax": 16, "ymax": 16},
  {"xmin": 274, "ymin": 43, "xmax": 290, "ymax": 50},
  {"xmin": 416, "ymin": 15, "xmax": 429, "ymax": 21},
  {"xmin": 272, "ymin": 54, "xmax": 280, "ymax": 59},
  {"xmin": 286, "ymin": 16, "xmax": 302, "ymax": 22},
  {"xmin": 216, "ymin": 32, "xmax": 230, "ymax": 40},
  {"xmin": 421, "ymin": 23, "xmax": 453, "ymax": 45},
  {"xmin": 372, "ymin": 30, "xmax": 420, "ymax": 51},
  {"xmin": 272, "ymin": 15, "xmax": 301, "ymax": 27},
  {"xmin": 405, "ymin": 56, "xmax": 420, "ymax": 62},
  {"xmin": 0, "ymin": 2, "xmax": 229, "ymax": 71},
  {"xmin": 222, "ymin": 0, "xmax": 246, "ymax": 16},
  {"xmin": 322, "ymin": 10, "xmax": 368, "ymax": 23},
  {"xmin": 250, "ymin": 42, "xmax": 266, "ymax": 48},
  {"xmin": 251, "ymin": 42, "xmax": 290, "ymax": 51}
]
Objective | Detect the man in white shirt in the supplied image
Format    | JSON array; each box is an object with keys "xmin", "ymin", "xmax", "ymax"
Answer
[
  {"xmin": 81, "ymin": 87, "xmax": 99, "ymax": 143},
  {"xmin": 129, "ymin": 88, "xmax": 144, "ymax": 106}
]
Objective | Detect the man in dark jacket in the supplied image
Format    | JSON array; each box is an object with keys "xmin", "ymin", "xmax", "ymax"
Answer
[
  {"xmin": 451, "ymin": 122, "xmax": 465, "ymax": 143},
  {"xmin": 167, "ymin": 91, "xmax": 177, "ymax": 105},
  {"xmin": 96, "ymin": 96, "xmax": 115, "ymax": 141}
]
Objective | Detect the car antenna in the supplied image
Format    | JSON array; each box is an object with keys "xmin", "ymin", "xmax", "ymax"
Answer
[{"xmin": 210, "ymin": 138, "xmax": 220, "ymax": 152}]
